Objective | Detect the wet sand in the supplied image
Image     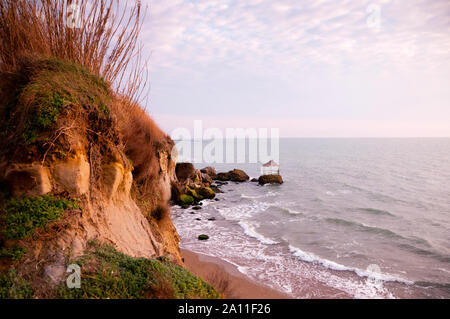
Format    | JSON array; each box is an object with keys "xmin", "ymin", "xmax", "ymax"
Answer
[{"xmin": 181, "ymin": 249, "xmax": 291, "ymax": 299}]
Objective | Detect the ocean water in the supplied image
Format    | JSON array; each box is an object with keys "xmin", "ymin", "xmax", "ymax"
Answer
[{"xmin": 172, "ymin": 138, "xmax": 450, "ymax": 299}]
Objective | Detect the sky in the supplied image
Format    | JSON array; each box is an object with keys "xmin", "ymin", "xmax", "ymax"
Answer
[{"xmin": 139, "ymin": 0, "xmax": 450, "ymax": 137}]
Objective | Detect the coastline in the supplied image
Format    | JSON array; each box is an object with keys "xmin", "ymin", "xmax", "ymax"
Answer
[{"xmin": 181, "ymin": 249, "xmax": 291, "ymax": 299}]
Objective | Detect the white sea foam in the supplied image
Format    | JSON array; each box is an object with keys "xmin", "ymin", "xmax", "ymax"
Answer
[
  {"xmin": 216, "ymin": 202, "xmax": 270, "ymax": 221},
  {"xmin": 238, "ymin": 221, "xmax": 279, "ymax": 245},
  {"xmin": 240, "ymin": 194, "xmax": 260, "ymax": 199},
  {"xmin": 284, "ymin": 207, "xmax": 303, "ymax": 215},
  {"xmin": 288, "ymin": 245, "xmax": 413, "ymax": 285},
  {"xmin": 200, "ymin": 200, "xmax": 212, "ymax": 207},
  {"xmin": 265, "ymin": 191, "xmax": 278, "ymax": 197}
]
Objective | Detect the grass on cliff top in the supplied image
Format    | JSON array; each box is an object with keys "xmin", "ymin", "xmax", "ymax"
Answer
[
  {"xmin": 1, "ymin": 57, "xmax": 112, "ymax": 145},
  {"xmin": 0, "ymin": 195, "xmax": 79, "ymax": 240},
  {"xmin": 59, "ymin": 244, "xmax": 221, "ymax": 299}
]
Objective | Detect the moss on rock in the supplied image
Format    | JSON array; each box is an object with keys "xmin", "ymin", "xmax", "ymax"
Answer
[
  {"xmin": 197, "ymin": 187, "xmax": 215, "ymax": 199},
  {"xmin": 179, "ymin": 194, "xmax": 194, "ymax": 206}
]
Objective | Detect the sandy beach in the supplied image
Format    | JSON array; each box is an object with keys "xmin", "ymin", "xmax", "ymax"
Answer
[{"xmin": 181, "ymin": 249, "xmax": 291, "ymax": 299}]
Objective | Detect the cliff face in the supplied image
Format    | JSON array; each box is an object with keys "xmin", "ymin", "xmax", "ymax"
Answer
[{"xmin": 0, "ymin": 57, "xmax": 182, "ymax": 291}]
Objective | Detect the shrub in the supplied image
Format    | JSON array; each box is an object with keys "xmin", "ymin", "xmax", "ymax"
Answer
[
  {"xmin": 0, "ymin": 0, "xmax": 146, "ymax": 100},
  {"xmin": 113, "ymin": 98, "xmax": 172, "ymax": 184},
  {"xmin": 0, "ymin": 246, "xmax": 26, "ymax": 262},
  {"xmin": 0, "ymin": 269, "xmax": 33, "ymax": 299},
  {"xmin": 151, "ymin": 204, "xmax": 169, "ymax": 221},
  {"xmin": 58, "ymin": 244, "xmax": 221, "ymax": 299},
  {"xmin": 1, "ymin": 195, "xmax": 79, "ymax": 240}
]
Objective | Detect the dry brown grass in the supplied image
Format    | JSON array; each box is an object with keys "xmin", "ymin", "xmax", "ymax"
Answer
[
  {"xmin": 0, "ymin": 0, "xmax": 146, "ymax": 101},
  {"xmin": 113, "ymin": 97, "xmax": 173, "ymax": 184}
]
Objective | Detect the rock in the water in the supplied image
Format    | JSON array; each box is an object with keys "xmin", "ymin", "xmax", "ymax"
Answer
[
  {"xmin": 197, "ymin": 186, "xmax": 216, "ymax": 199},
  {"xmin": 175, "ymin": 162, "xmax": 196, "ymax": 182},
  {"xmin": 210, "ymin": 185, "xmax": 224, "ymax": 195},
  {"xmin": 179, "ymin": 194, "xmax": 194, "ymax": 206},
  {"xmin": 198, "ymin": 234, "xmax": 209, "ymax": 241},
  {"xmin": 258, "ymin": 174, "xmax": 283, "ymax": 185},
  {"xmin": 214, "ymin": 181, "xmax": 228, "ymax": 186},
  {"xmin": 250, "ymin": 178, "xmax": 259, "ymax": 182},
  {"xmin": 200, "ymin": 166, "xmax": 217, "ymax": 179},
  {"xmin": 208, "ymin": 217, "xmax": 216, "ymax": 221},
  {"xmin": 192, "ymin": 206, "xmax": 202, "ymax": 210},
  {"xmin": 195, "ymin": 218, "xmax": 201, "ymax": 221},
  {"xmin": 215, "ymin": 169, "xmax": 249, "ymax": 182},
  {"xmin": 186, "ymin": 187, "xmax": 203, "ymax": 201}
]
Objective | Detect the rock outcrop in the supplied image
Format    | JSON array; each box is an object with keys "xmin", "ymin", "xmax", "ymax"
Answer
[
  {"xmin": 215, "ymin": 169, "xmax": 250, "ymax": 182},
  {"xmin": 172, "ymin": 163, "xmax": 217, "ymax": 207},
  {"xmin": 258, "ymin": 174, "xmax": 284, "ymax": 185}
]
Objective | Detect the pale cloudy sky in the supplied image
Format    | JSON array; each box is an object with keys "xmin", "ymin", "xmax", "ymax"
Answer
[{"xmin": 139, "ymin": 0, "xmax": 450, "ymax": 137}]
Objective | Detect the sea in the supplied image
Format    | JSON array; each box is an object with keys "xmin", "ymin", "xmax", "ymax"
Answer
[{"xmin": 172, "ymin": 138, "xmax": 450, "ymax": 299}]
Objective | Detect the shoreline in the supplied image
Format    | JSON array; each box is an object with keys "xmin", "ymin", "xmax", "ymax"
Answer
[{"xmin": 181, "ymin": 249, "xmax": 291, "ymax": 299}]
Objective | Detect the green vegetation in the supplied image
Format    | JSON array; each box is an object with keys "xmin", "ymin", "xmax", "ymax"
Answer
[
  {"xmin": 0, "ymin": 269, "xmax": 33, "ymax": 299},
  {"xmin": 98, "ymin": 103, "xmax": 110, "ymax": 116},
  {"xmin": 1, "ymin": 195, "xmax": 79, "ymax": 240},
  {"xmin": 179, "ymin": 194, "xmax": 194, "ymax": 206},
  {"xmin": 23, "ymin": 92, "xmax": 70, "ymax": 144},
  {"xmin": 58, "ymin": 244, "xmax": 221, "ymax": 299},
  {"xmin": 197, "ymin": 187, "xmax": 216, "ymax": 199},
  {"xmin": 3, "ymin": 57, "xmax": 112, "ymax": 145},
  {"xmin": 0, "ymin": 246, "xmax": 26, "ymax": 262},
  {"xmin": 178, "ymin": 187, "xmax": 216, "ymax": 208},
  {"xmin": 186, "ymin": 187, "xmax": 202, "ymax": 201}
]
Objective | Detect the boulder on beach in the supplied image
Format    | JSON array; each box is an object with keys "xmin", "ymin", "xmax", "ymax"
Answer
[
  {"xmin": 215, "ymin": 169, "xmax": 249, "ymax": 182},
  {"xmin": 258, "ymin": 174, "xmax": 283, "ymax": 185}
]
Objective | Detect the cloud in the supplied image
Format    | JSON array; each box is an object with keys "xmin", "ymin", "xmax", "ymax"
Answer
[
  {"xmin": 137, "ymin": 0, "xmax": 450, "ymax": 137},
  {"xmin": 141, "ymin": 0, "xmax": 450, "ymax": 74}
]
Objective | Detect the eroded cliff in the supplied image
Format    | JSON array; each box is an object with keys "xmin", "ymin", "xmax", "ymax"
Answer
[{"xmin": 0, "ymin": 57, "xmax": 192, "ymax": 297}]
